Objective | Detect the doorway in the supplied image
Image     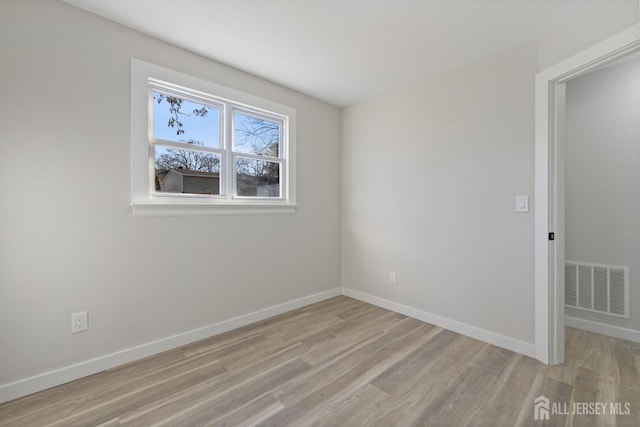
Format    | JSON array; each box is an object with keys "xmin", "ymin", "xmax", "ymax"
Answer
[
  {"xmin": 535, "ymin": 24, "xmax": 640, "ymax": 365},
  {"xmin": 563, "ymin": 56, "xmax": 639, "ymax": 342}
]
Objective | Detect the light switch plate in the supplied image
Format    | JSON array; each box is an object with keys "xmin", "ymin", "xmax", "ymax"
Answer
[{"xmin": 515, "ymin": 195, "xmax": 529, "ymax": 213}]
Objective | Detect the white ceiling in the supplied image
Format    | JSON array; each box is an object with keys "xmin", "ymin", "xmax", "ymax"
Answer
[{"xmin": 61, "ymin": 0, "xmax": 635, "ymax": 106}]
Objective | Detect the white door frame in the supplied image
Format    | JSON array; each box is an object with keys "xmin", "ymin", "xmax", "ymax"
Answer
[{"xmin": 535, "ymin": 24, "xmax": 640, "ymax": 364}]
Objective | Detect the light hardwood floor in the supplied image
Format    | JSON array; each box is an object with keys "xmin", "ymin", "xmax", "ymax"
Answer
[{"xmin": 1, "ymin": 296, "xmax": 639, "ymax": 426}]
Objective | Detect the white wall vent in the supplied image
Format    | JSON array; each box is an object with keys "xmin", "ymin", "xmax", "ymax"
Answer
[{"xmin": 565, "ymin": 261, "xmax": 629, "ymax": 318}]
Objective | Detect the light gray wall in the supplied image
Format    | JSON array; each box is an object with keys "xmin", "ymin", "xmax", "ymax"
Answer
[
  {"xmin": 341, "ymin": 7, "xmax": 637, "ymax": 347},
  {"xmin": 537, "ymin": 0, "xmax": 638, "ymax": 70},
  {"xmin": 0, "ymin": 0, "xmax": 341, "ymax": 385},
  {"xmin": 342, "ymin": 43, "xmax": 538, "ymax": 343},
  {"xmin": 565, "ymin": 59, "xmax": 640, "ymax": 332}
]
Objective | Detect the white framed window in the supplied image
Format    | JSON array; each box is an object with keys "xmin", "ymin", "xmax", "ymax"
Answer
[{"xmin": 130, "ymin": 59, "xmax": 296, "ymax": 215}]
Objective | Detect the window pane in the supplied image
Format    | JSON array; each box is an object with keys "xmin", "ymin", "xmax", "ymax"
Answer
[
  {"xmin": 155, "ymin": 146, "xmax": 220, "ymax": 195},
  {"xmin": 236, "ymin": 158, "xmax": 280, "ymax": 197},
  {"xmin": 233, "ymin": 111, "xmax": 280, "ymax": 157},
  {"xmin": 152, "ymin": 92, "xmax": 220, "ymax": 148}
]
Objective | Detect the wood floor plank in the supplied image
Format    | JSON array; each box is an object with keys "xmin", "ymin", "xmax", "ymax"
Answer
[
  {"xmin": 514, "ymin": 370, "xmax": 546, "ymax": 427},
  {"xmin": 370, "ymin": 328, "xmax": 458, "ymax": 394},
  {"xmin": 470, "ymin": 354, "xmax": 541, "ymax": 427},
  {"xmin": 181, "ymin": 331, "xmax": 266, "ymax": 358},
  {"xmin": 50, "ymin": 360, "xmax": 227, "ymax": 427},
  {"xmin": 116, "ymin": 342, "xmax": 309, "ymax": 425},
  {"xmin": 409, "ymin": 343, "xmax": 513, "ymax": 426},
  {"xmin": 299, "ymin": 309, "xmax": 402, "ymax": 366},
  {"xmin": 364, "ymin": 336, "xmax": 487, "ymax": 426},
  {"xmin": 1, "ymin": 296, "xmax": 639, "ymax": 427},
  {"xmin": 261, "ymin": 323, "xmax": 440, "ymax": 426},
  {"xmin": 205, "ymin": 393, "xmax": 284, "ymax": 427},
  {"xmin": 312, "ymin": 384, "xmax": 389, "ymax": 427},
  {"xmin": 1, "ymin": 351, "xmax": 224, "ymax": 427},
  {"xmin": 270, "ymin": 318, "xmax": 431, "ymax": 407},
  {"xmin": 177, "ymin": 296, "xmax": 356, "ymax": 358},
  {"xmin": 596, "ymin": 374, "xmax": 618, "ymax": 427},
  {"xmin": 531, "ymin": 375, "xmax": 573, "ymax": 427},
  {"xmin": 335, "ymin": 301, "xmax": 381, "ymax": 320},
  {"xmin": 150, "ymin": 358, "xmax": 311, "ymax": 427},
  {"xmin": 0, "ymin": 349, "xmax": 186, "ymax": 424},
  {"xmin": 568, "ymin": 367, "xmax": 601, "ymax": 427},
  {"xmin": 178, "ymin": 313, "xmax": 305, "ymax": 356},
  {"xmin": 613, "ymin": 337, "xmax": 640, "ymax": 427},
  {"xmin": 94, "ymin": 418, "xmax": 120, "ymax": 427}
]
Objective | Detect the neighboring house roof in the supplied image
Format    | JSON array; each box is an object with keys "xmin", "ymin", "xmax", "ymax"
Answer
[
  {"xmin": 168, "ymin": 169, "xmax": 220, "ymax": 178},
  {"xmin": 155, "ymin": 169, "xmax": 219, "ymax": 193},
  {"xmin": 155, "ymin": 168, "xmax": 219, "ymax": 183},
  {"xmin": 155, "ymin": 169, "xmax": 170, "ymax": 179}
]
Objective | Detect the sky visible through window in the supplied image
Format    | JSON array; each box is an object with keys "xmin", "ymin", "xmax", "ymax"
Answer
[
  {"xmin": 152, "ymin": 92, "xmax": 281, "ymax": 157},
  {"xmin": 152, "ymin": 92, "xmax": 220, "ymax": 147},
  {"xmin": 233, "ymin": 111, "xmax": 280, "ymax": 157}
]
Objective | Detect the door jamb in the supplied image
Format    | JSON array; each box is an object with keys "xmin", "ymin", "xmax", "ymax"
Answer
[{"xmin": 535, "ymin": 24, "xmax": 640, "ymax": 364}]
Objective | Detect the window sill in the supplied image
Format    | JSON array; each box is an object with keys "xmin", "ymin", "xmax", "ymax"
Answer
[{"xmin": 131, "ymin": 202, "xmax": 297, "ymax": 216}]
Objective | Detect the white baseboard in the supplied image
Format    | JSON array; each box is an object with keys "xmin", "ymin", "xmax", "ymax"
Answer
[
  {"xmin": 341, "ymin": 287, "xmax": 536, "ymax": 358},
  {"xmin": 2, "ymin": 286, "xmax": 540, "ymax": 404},
  {"xmin": 565, "ymin": 315, "xmax": 640, "ymax": 343},
  {"xmin": 0, "ymin": 288, "xmax": 341, "ymax": 404}
]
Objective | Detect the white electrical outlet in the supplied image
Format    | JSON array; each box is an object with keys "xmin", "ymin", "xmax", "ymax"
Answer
[
  {"xmin": 389, "ymin": 272, "xmax": 397, "ymax": 286},
  {"xmin": 71, "ymin": 311, "xmax": 89, "ymax": 334}
]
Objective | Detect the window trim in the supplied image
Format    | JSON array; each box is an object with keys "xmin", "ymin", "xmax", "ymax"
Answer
[{"xmin": 130, "ymin": 58, "xmax": 297, "ymax": 215}]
